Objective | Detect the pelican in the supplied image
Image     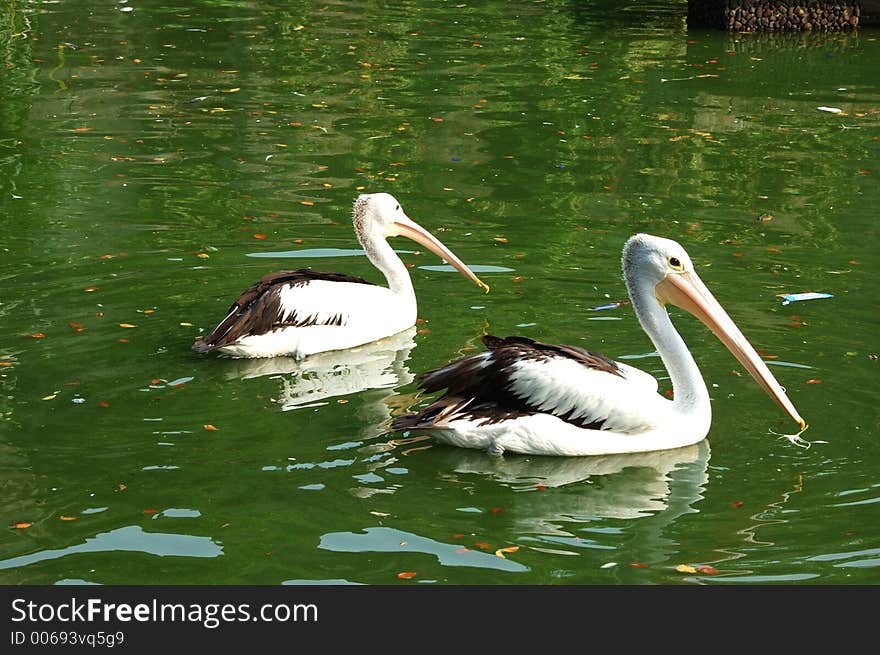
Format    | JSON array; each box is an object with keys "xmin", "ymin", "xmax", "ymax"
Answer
[
  {"xmin": 193, "ymin": 193, "xmax": 489, "ymax": 359},
  {"xmin": 391, "ymin": 233, "xmax": 806, "ymax": 456}
]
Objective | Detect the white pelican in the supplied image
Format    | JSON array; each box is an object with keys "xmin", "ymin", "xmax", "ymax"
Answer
[
  {"xmin": 193, "ymin": 193, "xmax": 489, "ymax": 359},
  {"xmin": 391, "ymin": 233, "xmax": 806, "ymax": 456}
]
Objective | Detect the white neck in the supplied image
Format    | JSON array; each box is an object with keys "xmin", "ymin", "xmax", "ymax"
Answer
[
  {"xmin": 628, "ymin": 277, "xmax": 711, "ymax": 426},
  {"xmin": 360, "ymin": 230, "xmax": 415, "ymax": 302}
]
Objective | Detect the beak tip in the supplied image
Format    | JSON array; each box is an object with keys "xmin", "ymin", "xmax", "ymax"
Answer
[
  {"xmin": 798, "ymin": 418, "xmax": 807, "ymax": 431},
  {"xmin": 478, "ymin": 280, "xmax": 490, "ymax": 294}
]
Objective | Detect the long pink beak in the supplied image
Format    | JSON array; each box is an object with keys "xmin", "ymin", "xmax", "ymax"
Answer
[
  {"xmin": 656, "ymin": 271, "xmax": 806, "ymax": 430},
  {"xmin": 393, "ymin": 219, "xmax": 490, "ymax": 293}
]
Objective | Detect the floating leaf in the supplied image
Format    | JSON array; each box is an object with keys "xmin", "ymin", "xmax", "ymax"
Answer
[
  {"xmin": 253, "ymin": 234, "xmax": 266, "ymax": 240},
  {"xmin": 805, "ymin": 379, "xmax": 822, "ymax": 385},
  {"xmin": 629, "ymin": 562, "xmax": 649, "ymax": 569},
  {"xmin": 42, "ymin": 393, "xmax": 57, "ymax": 401},
  {"xmin": 697, "ymin": 566, "xmax": 720, "ymax": 575},
  {"xmin": 493, "ymin": 237, "xmax": 508, "ymax": 243},
  {"xmin": 223, "ymin": 87, "xmax": 241, "ymax": 93},
  {"xmin": 675, "ymin": 564, "xmax": 697, "ymax": 573},
  {"xmin": 397, "ymin": 571, "xmax": 417, "ymax": 579},
  {"xmin": 119, "ymin": 323, "xmax": 137, "ymax": 328},
  {"xmin": 490, "ymin": 507, "xmax": 503, "ymax": 514},
  {"xmin": 117, "ymin": 483, "xmax": 126, "ymax": 491},
  {"xmin": 495, "ymin": 546, "xmax": 520, "ymax": 559},
  {"xmin": 203, "ymin": 424, "xmax": 219, "ymax": 431},
  {"xmin": 143, "ymin": 508, "xmax": 158, "ymax": 515},
  {"xmin": 30, "ymin": 333, "xmax": 46, "ymax": 339},
  {"xmin": 197, "ymin": 253, "xmax": 210, "ymax": 259},
  {"xmin": 83, "ymin": 286, "xmax": 99, "ymax": 292},
  {"xmin": 474, "ymin": 541, "xmax": 491, "ymax": 550},
  {"xmin": 60, "ymin": 515, "xmax": 77, "ymax": 521},
  {"xmin": 732, "ymin": 500, "xmax": 744, "ymax": 508},
  {"xmin": 12, "ymin": 521, "xmax": 32, "ymax": 529}
]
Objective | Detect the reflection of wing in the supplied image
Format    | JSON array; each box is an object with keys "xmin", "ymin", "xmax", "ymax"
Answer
[
  {"xmin": 223, "ymin": 326, "xmax": 416, "ymax": 411},
  {"xmin": 433, "ymin": 441, "xmax": 710, "ymax": 525}
]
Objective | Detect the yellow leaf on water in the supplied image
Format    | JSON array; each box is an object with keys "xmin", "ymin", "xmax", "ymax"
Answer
[
  {"xmin": 495, "ymin": 545, "xmax": 520, "ymax": 558},
  {"xmin": 12, "ymin": 521, "xmax": 32, "ymax": 529},
  {"xmin": 60, "ymin": 515, "xmax": 77, "ymax": 521},
  {"xmin": 179, "ymin": 322, "xmax": 193, "ymax": 327},
  {"xmin": 223, "ymin": 87, "xmax": 241, "ymax": 93},
  {"xmin": 675, "ymin": 564, "xmax": 697, "ymax": 574},
  {"xmin": 42, "ymin": 394, "xmax": 57, "ymax": 401},
  {"xmin": 119, "ymin": 323, "xmax": 137, "ymax": 328}
]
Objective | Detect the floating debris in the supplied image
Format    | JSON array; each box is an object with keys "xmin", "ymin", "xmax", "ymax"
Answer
[
  {"xmin": 778, "ymin": 292, "xmax": 833, "ymax": 306},
  {"xmin": 817, "ymin": 106, "xmax": 844, "ymax": 114},
  {"xmin": 588, "ymin": 301, "xmax": 628, "ymax": 311}
]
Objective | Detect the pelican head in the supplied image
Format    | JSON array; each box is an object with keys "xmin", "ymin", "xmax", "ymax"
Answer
[
  {"xmin": 353, "ymin": 193, "xmax": 489, "ymax": 293},
  {"xmin": 622, "ymin": 233, "xmax": 806, "ymax": 430}
]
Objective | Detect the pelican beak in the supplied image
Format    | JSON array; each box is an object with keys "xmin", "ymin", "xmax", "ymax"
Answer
[
  {"xmin": 656, "ymin": 271, "xmax": 806, "ymax": 430},
  {"xmin": 392, "ymin": 218, "xmax": 490, "ymax": 293}
]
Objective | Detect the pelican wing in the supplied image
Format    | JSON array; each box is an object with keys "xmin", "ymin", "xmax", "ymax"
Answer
[
  {"xmin": 394, "ymin": 335, "xmax": 663, "ymax": 434},
  {"xmin": 194, "ymin": 270, "xmax": 375, "ymax": 352}
]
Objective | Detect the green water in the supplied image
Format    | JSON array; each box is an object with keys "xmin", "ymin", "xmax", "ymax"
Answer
[{"xmin": 0, "ymin": 0, "xmax": 877, "ymax": 585}]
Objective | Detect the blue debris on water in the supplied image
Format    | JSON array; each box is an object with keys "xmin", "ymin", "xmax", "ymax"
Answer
[{"xmin": 778, "ymin": 292, "xmax": 833, "ymax": 306}]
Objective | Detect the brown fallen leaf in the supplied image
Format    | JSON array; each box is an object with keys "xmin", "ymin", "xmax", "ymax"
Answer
[
  {"xmin": 203, "ymin": 424, "xmax": 219, "ymax": 431},
  {"xmin": 60, "ymin": 515, "xmax": 77, "ymax": 521},
  {"xmin": 12, "ymin": 521, "xmax": 33, "ymax": 529},
  {"xmin": 397, "ymin": 571, "xmax": 417, "ymax": 579}
]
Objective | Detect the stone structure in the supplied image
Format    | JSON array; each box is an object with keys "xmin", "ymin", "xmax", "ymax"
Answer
[{"xmin": 688, "ymin": 1, "xmax": 880, "ymax": 31}]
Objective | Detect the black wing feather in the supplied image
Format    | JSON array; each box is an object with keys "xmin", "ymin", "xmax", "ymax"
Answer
[
  {"xmin": 392, "ymin": 334, "xmax": 623, "ymax": 430},
  {"xmin": 193, "ymin": 269, "xmax": 375, "ymax": 352}
]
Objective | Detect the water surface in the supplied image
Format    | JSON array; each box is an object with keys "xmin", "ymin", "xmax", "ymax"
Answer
[{"xmin": 0, "ymin": 0, "xmax": 877, "ymax": 585}]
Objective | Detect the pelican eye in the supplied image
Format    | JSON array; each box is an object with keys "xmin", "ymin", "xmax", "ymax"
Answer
[
  {"xmin": 668, "ymin": 256, "xmax": 684, "ymax": 271},
  {"xmin": 395, "ymin": 204, "xmax": 400, "ymax": 211}
]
